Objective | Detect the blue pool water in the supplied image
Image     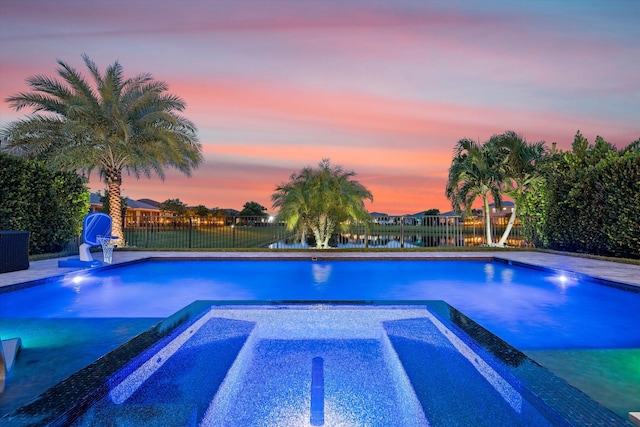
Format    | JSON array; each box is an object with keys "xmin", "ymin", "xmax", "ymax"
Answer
[
  {"xmin": 1, "ymin": 259, "xmax": 638, "ymax": 424},
  {"xmin": 69, "ymin": 306, "xmax": 563, "ymax": 426},
  {"xmin": 1, "ymin": 259, "xmax": 639, "ymax": 351}
]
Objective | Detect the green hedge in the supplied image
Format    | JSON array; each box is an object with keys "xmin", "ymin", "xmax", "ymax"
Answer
[
  {"xmin": 520, "ymin": 135, "xmax": 639, "ymax": 259},
  {"xmin": 0, "ymin": 152, "xmax": 89, "ymax": 254}
]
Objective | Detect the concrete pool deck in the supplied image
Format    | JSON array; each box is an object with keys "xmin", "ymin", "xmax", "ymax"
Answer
[{"xmin": 1, "ymin": 250, "xmax": 639, "ymax": 290}]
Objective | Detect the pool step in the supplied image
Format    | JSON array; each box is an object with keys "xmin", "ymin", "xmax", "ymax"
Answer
[
  {"xmin": 202, "ymin": 338, "xmax": 428, "ymax": 426},
  {"xmin": 384, "ymin": 318, "xmax": 554, "ymax": 427},
  {"xmin": 76, "ymin": 403, "xmax": 198, "ymax": 427}
]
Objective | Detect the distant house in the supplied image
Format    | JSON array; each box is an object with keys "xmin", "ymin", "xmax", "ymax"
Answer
[
  {"xmin": 487, "ymin": 201, "xmax": 515, "ymax": 218},
  {"xmin": 125, "ymin": 199, "xmax": 162, "ymax": 226},
  {"xmin": 370, "ymin": 212, "xmax": 393, "ymax": 225},
  {"xmin": 438, "ymin": 202, "xmax": 514, "ymax": 219},
  {"xmin": 402, "ymin": 214, "xmax": 420, "ymax": 226},
  {"xmin": 88, "ymin": 193, "xmax": 161, "ymax": 226},
  {"xmin": 221, "ymin": 208, "xmax": 241, "ymax": 216},
  {"xmin": 435, "ymin": 201, "xmax": 515, "ymax": 227},
  {"xmin": 437, "ymin": 210, "xmax": 464, "ymax": 225},
  {"xmin": 220, "ymin": 208, "xmax": 241, "ymax": 226},
  {"xmin": 136, "ymin": 198, "xmax": 161, "ymax": 208},
  {"xmin": 89, "ymin": 193, "xmax": 103, "ymax": 213},
  {"xmin": 438, "ymin": 210, "xmax": 457, "ymax": 218}
]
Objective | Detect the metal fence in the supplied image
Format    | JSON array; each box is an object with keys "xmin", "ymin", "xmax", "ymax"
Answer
[{"xmin": 121, "ymin": 214, "xmax": 524, "ymax": 249}]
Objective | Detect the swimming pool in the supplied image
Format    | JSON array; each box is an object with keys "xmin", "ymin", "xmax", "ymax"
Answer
[
  {"xmin": 4, "ymin": 303, "xmax": 631, "ymax": 426},
  {"xmin": 1, "ymin": 258, "xmax": 639, "ymax": 423},
  {"xmin": 3, "ymin": 259, "xmax": 639, "ymax": 350}
]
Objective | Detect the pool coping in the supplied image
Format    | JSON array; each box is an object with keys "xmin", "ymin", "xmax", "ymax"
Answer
[
  {"xmin": 2, "ymin": 250, "xmax": 640, "ymax": 290},
  {"xmin": 1, "ymin": 252, "xmax": 639, "ymax": 295},
  {"xmin": 1, "ymin": 301, "xmax": 631, "ymax": 427}
]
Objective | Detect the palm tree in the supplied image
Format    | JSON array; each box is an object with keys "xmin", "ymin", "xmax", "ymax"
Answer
[
  {"xmin": 272, "ymin": 159, "xmax": 373, "ymax": 248},
  {"xmin": 1, "ymin": 55, "xmax": 202, "ymax": 245},
  {"xmin": 272, "ymin": 166, "xmax": 314, "ymax": 246},
  {"xmin": 446, "ymin": 137, "xmax": 504, "ymax": 246},
  {"xmin": 494, "ymin": 131, "xmax": 548, "ymax": 247}
]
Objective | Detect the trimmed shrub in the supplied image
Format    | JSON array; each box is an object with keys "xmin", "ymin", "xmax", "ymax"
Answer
[
  {"xmin": 519, "ymin": 135, "xmax": 639, "ymax": 259},
  {"xmin": 0, "ymin": 152, "xmax": 89, "ymax": 254}
]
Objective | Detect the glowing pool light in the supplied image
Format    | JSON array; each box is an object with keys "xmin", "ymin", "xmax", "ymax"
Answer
[{"xmin": 544, "ymin": 271, "xmax": 579, "ymax": 292}]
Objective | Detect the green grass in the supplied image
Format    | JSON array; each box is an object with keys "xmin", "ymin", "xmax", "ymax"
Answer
[{"xmin": 123, "ymin": 226, "xmax": 290, "ymax": 249}]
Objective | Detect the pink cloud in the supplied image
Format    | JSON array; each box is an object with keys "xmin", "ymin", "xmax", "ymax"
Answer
[
  {"xmin": 3, "ymin": 1, "xmax": 638, "ymax": 216},
  {"xmin": 175, "ymin": 78, "xmax": 637, "ymax": 149}
]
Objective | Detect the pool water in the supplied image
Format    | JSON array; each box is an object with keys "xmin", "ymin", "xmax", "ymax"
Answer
[
  {"xmin": 1, "ymin": 259, "xmax": 639, "ymax": 420},
  {"xmin": 0, "ymin": 318, "xmax": 159, "ymax": 416},
  {"xmin": 2, "ymin": 260, "xmax": 639, "ymax": 350},
  {"xmin": 72, "ymin": 306, "xmax": 560, "ymax": 427},
  {"xmin": 526, "ymin": 348, "xmax": 640, "ymax": 417}
]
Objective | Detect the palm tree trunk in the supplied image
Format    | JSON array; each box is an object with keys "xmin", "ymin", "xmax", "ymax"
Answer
[
  {"xmin": 107, "ymin": 179, "xmax": 126, "ymax": 247},
  {"xmin": 321, "ymin": 218, "xmax": 334, "ymax": 248},
  {"xmin": 318, "ymin": 215, "xmax": 329, "ymax": 249},
  {"xmin": 311, "ymin": 226, "xmax": 323, "ymax": 249},
  {"xmin": 497, "ymin": 205, "xmax": 517, "ymax": 247},
  {"xmin": 483, "ymin": 196, "xmax": 493, "ymax": 246}
]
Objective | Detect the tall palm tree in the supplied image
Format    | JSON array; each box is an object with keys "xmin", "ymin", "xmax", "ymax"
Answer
[
  {"xmin": 494, "ymin": 131, "xmax": 548, "ymax": 247},
  {"xmin": 272, "ymin": 159, "xmax": 373, "ymax": 248},
  {"xmin": 272, "ymin": 168, "xmax": 314, "ymax": 246},
  {"xmin": 1, "ymin": 55, "xmax": 202, "ymax": 245},
  {"xmin": 446, "ymin": 137, "xmax": 504, "ymax": 246}
]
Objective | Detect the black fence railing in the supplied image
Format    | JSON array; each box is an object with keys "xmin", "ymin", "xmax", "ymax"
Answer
[
  {"xmin": 123, "ymin": 215, "xmax": 289, "ymax": 249},
  {"xmin": 121, "ymin": 214, "xmax": 524, "ymax": 249}
]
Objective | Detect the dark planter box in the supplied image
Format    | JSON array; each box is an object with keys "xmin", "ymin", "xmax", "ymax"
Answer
[{"xmin": 0, "ymin": 231, "xmax": 30, "ymax": 273}]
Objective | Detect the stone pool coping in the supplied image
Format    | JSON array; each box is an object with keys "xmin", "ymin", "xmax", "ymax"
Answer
[{"xmin": 2, "ymin": 250, "xmax": 639, "ymax": 290}]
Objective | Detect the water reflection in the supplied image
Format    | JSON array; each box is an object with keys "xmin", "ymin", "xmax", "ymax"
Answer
[
  {"xmin": 545, "ymin": 273, "xmax": 579, "ymax": 293},
  {"xmin": 501, "ymin": 269, "xmax": 514, "ymax": 284},
  {"xmin": 484, "ymin": 263, "xmax": 495, "ymax": 281},
  {"xmin": 312, "ymin": 264, "xmax": 332, "ymax": 285},
  {"xmin": 337, "ymin": 233, "xmax": 525, "ymax": 248}
]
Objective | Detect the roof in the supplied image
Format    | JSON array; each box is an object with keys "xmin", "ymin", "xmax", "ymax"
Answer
[
  {"xmin": 89, "ymin": 193, "xmax": 102, "ymax": 205},
  {"xmin": 136, "ymin": 198, "xmax": 161, "ymax": 208},
  {"xmin": 221, "ymin": 208, "xmax": 241, "ymax": 216},
  {"xmin": 489, "ymin": 201, "xmax": 515, "ymax": 208},
  {"xmin": 126, "ymin": 199, "xmax": 160, "ymax": 210},
  {"xmin": 89, "ymin": 193, "xmax": 160, "ymax": 210}
]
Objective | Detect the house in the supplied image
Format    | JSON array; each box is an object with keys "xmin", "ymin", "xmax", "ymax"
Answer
[
  {"xmin": 437, "ymin": 210, "xmax": 464, "ymax": 225},
  {"xmin": 221, "ymin": 209, "xmax": 242, "ymax": 226},
  {"xmin": 89, "ymin": 193, "xmax": 162, "ymax": 226},
  {"xmin": 370, "ymin": 212, "xmax": 394, "ymax": 225},
  {"xmin": 136, "ymin": 199, "xmax": 161, "ymax": 208},
  {"xmin": 88, "ymin": 193, "xmax": 101, "ymax": 213},
  {"xmin": 487, "ymin": 201, "xmax": 515, "ymax": 218},
  {"xmin": 221, "ymin": 208, "xmax": 241, "ymax": 217},
  {"xmin": 125, "ymin": 199, "xmax": 162, "ymax": 227}
]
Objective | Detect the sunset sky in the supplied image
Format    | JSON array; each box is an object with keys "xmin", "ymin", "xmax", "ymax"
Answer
[{"xmin": 1, "ymin": 1, "xmax": 638, "ymax": 214}]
